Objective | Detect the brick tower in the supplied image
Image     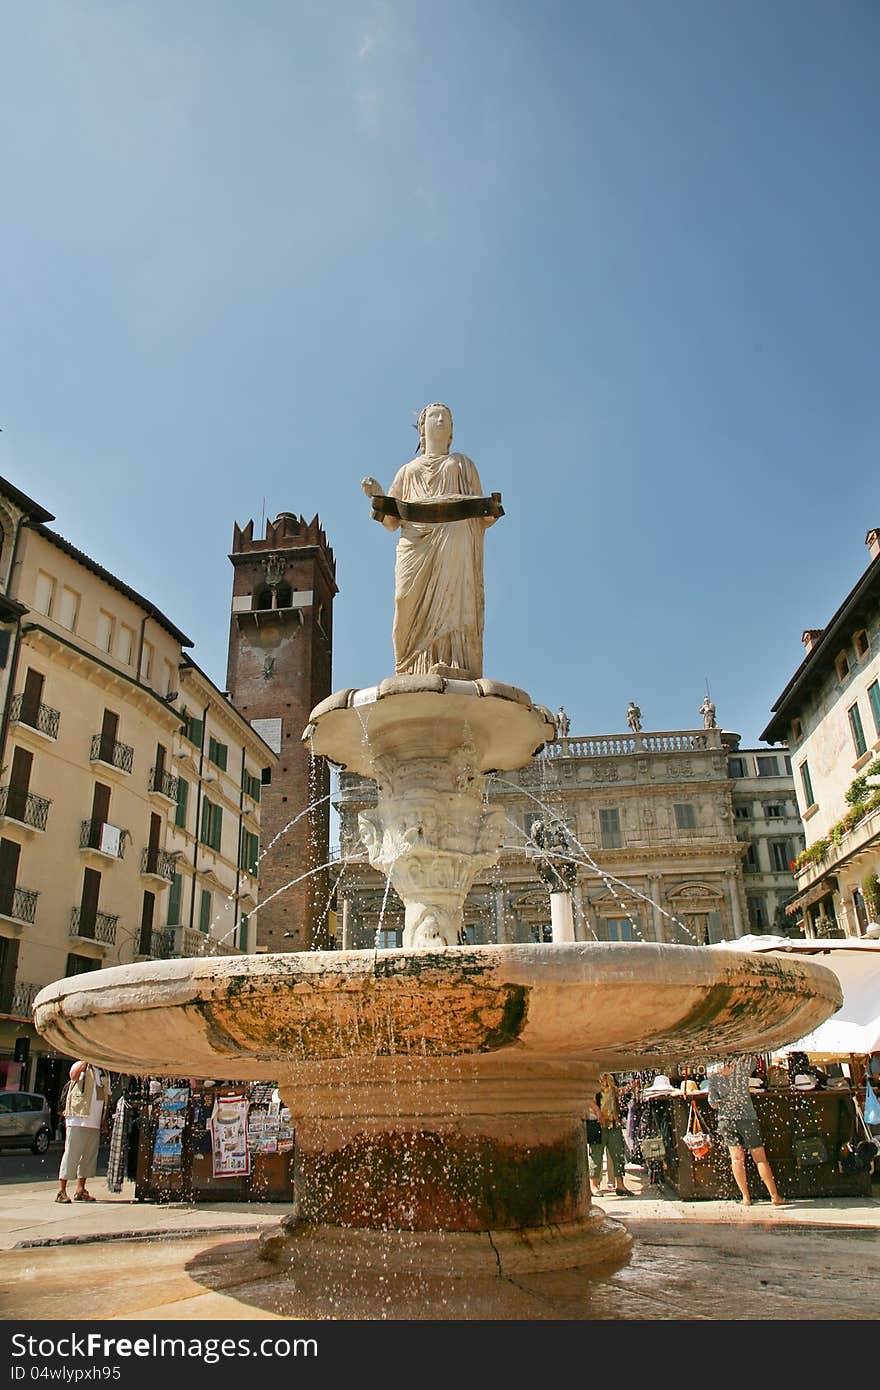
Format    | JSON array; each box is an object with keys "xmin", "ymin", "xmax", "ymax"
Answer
[{"xmin": 226, "ymin": 511, "xmax": 336, "ymax": 951}]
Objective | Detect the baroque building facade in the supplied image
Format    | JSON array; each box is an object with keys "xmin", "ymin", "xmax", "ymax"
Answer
[
  {"xmin": 0, "ymin": 476, "xmax": 276, "ymax": 1097},
  {"xmin": 336, "ymin": 722, "xmax": 800, "ymax": 949},
  {"xmin": 763, "ymin": 528, "xmax": 880, "ymax": 937}
]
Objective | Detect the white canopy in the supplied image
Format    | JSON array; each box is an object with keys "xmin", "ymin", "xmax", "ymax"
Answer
[{"xmin": 721, "ymin": 935, "xmax": 880, "ymax": 1057}]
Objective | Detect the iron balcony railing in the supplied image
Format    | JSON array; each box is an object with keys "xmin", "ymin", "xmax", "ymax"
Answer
[
  {"xmin": 10, "ymin": 694, "xmax": 61, "ymax": 740},
  {"xmin": 79, "ymin": 819, "xmax": 127, "ymax": 859},
  {"xmin": 140, "ymin": 846, "xmax": 178, "ymax": 881},
  {"xmin": 89, "ymin": 734, "xmax": 134, "ymax": 774},
  {"xmin": 0, "ymin": 886, "xmax": 38, "ymax": 925},
  {"xmin": 70, "ymin": 907, "xmax": 118, "ymax": 945},
  {"xmin": 0, "ymin": 980, "xmax": 40, "ymax": 1017},
  {"xmin": 149, "ymin": 766, "xmax": 179, "ymax": 800},
  {"xmin": 0, "ymin": 786, "xmax": 50, "ymax": 831},
  {"xmin": 144, "ymin": 928, "xmax": 174, "ymax": 960}
]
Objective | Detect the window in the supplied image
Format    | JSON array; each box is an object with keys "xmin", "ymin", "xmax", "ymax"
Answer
[
  {"xmin": 275, "ymin": 583, "xmax": 292, "ymax": 607},
  {"xmin": 182, "ymin": 709, "xmax": 203, "ymax": 746},
  {"xmin": 242, "ymin": 768, "xmax": 261, "ymax": 802},
  {"xmin": 743, "ymin": 842, "xmax": 759, "ymax": 872},
  {"xmin": 200, "ymin": 798, "xmax": 222, "ymax": 852},
  {"xmin": 167, "ymin": 873, "xmax": 182, "ymax": 926},
  {"xmin": 603, "ymin": 918, "xmax": 634, "ymax": 942},
  {"xmin": 728, "ymin": 757, "xmax": 746, "ymax": 779},
  {"xmin": 208, "ymin": 737, "xmax": 228, "ymax": 772},
  {"xmin": 800, "ymin": 760, "xmax": 815, "ymax": 809},
  {"xmin": 261, "ymin": 766, "xmax": 272, "ymax": 786},
  {"xmin": 65, "ymin": 954, "xmax": 100, "ymax": 976},
  {"xmin": 854, "ymin": 629, "xmax": 870, "ymax": 659},
  {"xmin": 771, "ymin": 840, "xmax": 793, "ymax": 873},
  {"xmin": 734, "ymin": 806, "xmax": 751, "ymax": 820},
  {"xmin": 240, "ymin": 829, "xmax": 259, "ymax": 876},
  {"xmin": 138, "ymin": 891, "xmax": 155, "ymax": 956},
  {"xmin": 0, "ymin": 837, "xmax": 22, "ymax": 917},
  {"xmin": 765, "ymin": 804, "xmax": 783, "ymax": 819},
  {"xmin": 848, "ymin": 702, "xmax": 868, "ymax": 758},
  {"xmin": 674, "ymin": 803, "xmax": 697, "ymax": 831},
  {"xmin": 96, "ymin": 610, "xmax": 115, "ymax": 653},
  {"xmin": 836, "ymin": 651, "xmax": 850, "ymax": 681},
  {"xmin": 118, "ymin": 624, "xmax": 135, "ymax": 665},
  {"xmin": 869, "ymin": 681, "xmax": 880, "ymax": 738},
  {"xmin": 199, "ymin": 889, "xmax": 212, "ymax": 933},
  {"xmin": 33, "ymin": 571, "xmax": 55, "ymax": 616},
  {"xmin": 57, "ymin": 586, "xmax": 80, "ymax": 631},
  {"xmin": 599, "ymin": 808, "xmax": 622, "ymax": 849},
  {"xmin": 747, "ymin": 896, "xmax": 767, "ymax": 930},
  {"xmin": 756, "ymin": 756, "xmax": 778, "ymax": 778},
  {"xmin": 791, "ymin": 718, "xmax": 803, "ymax": 743},
  {"xmin": 174, "ymin": 777, "xmax": 188, "ymax": 829},
  {"xmin": 140, "ymin": 640, "xmax": 153, "ymax": 681},
  {"xmin": 163, "ymin": 660, "xmax": 175, "ymax": 699}
]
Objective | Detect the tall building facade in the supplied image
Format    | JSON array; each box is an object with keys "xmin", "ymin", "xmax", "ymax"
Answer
[
  {"xmin": 726, "ymin": 740, "xmax": 804, "ymax": 932},
  {"xmin": 0, "ymin": 476, "xmax": 275, "ymax": 1098},
  {"xmin": 336, "ymin": 721, "xmax": 775, "ymax": 948},
  {"xmin": 763, "ymin": 528, "xmax": 880, "ymax": 937},
  {"xmin": 225, "ymin": 511, "xmax": 336, "ymax": 951}
]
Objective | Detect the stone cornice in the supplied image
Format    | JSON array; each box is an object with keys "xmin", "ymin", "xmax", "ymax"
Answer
[{"xmin": 22, "ymin": 623, "xmax": 183, "ymax": 733}]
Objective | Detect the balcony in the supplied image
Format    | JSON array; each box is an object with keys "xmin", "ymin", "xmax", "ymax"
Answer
[
  {"xmin": 0, "ymin": 786, "xmax": 50, "ymax": 832},
  {"xmin": 70, "ymin": 907, "xmax": 118, "ymax": 945},
  {"xmin": 80, "ymin": 819, "xmax": 127, "ymax": 860},
  {"xmin": 0, "ymin": 980, "xmax": 40, "ymax": 1017},
  {"xmin": 140, "ymin": 846, "xmax": 178, "ymax": 882},
  {"xmin": 0, "ymin": 886, "xmax": 39, "ymax": 926},
  {"xmin": 162, "ymin": 924, "xmax": 242, "ymax": 958},
  {"xmin": 10, "ymin": 694, "xmax": 60, "ymax": 741},
  {"xmin": 149, "ymin": 766, "xmax": 179, "ymax": 802},
  {"xmin": 89, "ymin": 734, "xmax": 134, "ymax": 775}
]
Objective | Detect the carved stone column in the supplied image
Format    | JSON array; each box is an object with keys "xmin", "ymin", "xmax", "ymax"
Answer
[{"xmin": 727, "ymin": 872, "xmax": 745, "ymax": 939}]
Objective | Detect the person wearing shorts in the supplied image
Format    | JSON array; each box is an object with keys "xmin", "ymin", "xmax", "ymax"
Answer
[{"xmin": 707, "ymin": 1056, "xmax": 785, "ymax": 1207}]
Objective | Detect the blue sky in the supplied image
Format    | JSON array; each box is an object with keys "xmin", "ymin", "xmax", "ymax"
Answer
[{"xmin": 2, "ymin": 1, "xmax": 878, "ymax": 745}]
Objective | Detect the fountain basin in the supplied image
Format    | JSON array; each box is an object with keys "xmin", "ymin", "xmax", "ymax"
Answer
[{"xmin": 34, "ymin": 943, "xmax": 840, "ymax": 1269}]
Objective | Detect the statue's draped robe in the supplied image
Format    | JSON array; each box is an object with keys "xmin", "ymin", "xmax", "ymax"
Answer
[{"xmin": 388, "ymin": 452, "xmax": 486, "ymax": 678}]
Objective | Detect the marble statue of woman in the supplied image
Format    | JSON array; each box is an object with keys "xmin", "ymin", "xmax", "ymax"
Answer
[{"xmin": 361, "ymin": 403, "xmax": 502, "ymax": 680}]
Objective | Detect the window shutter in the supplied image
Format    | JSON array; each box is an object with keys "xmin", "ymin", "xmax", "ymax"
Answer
[{"xmin": 175, "ymin": 778, "xmax": 188, "ymax": 829}]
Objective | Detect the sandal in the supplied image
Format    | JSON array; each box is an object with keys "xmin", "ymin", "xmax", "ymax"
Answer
[
  {"xmin": 73, "ymin": 1191, "xmax": 96, "ymax": 1202},
  {"xmin": 55, "ymin": 1192, "xmax": 71, "ymax": 1204}
]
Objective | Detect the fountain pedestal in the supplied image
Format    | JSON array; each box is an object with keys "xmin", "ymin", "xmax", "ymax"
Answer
[{"xmin": 304, "ymin": 675, "xmax": 557, "ymax": 946}]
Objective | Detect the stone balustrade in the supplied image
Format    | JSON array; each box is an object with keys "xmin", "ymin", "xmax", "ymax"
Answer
[{"xmin": 543, "ymin": 728, "xmax": 724, "ymax": 758}]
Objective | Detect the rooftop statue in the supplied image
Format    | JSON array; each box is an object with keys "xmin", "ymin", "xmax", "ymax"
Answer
[
  {"xmin": 362, "ymin": 403, "xmax": 503, "ymax": 680},
  {"xmin": 626, "ymin": 701, "xmax": 642, "ymax": 734},
  {"xmin": 700, "ymin": 694, "xmax": 718, "ymax": 730}
]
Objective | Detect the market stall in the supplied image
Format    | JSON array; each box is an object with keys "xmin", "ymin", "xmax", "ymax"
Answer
[
  {"xmin": 645, "ymin": 1087, "xmax": 872, "ymax": 1201},
  {"xmin": 135, "ymin": 1080, "xmax": 295, "ymax": 1203}
]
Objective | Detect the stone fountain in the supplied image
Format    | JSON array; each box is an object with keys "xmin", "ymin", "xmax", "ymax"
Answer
[{"xmin": 33, "ymin": 403, "xmax": 842, "ymax": 1304}]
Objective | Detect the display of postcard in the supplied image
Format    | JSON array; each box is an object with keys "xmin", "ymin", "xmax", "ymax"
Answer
[{"xmin": 161, "ymin": 1087, "xmax": 189, "ymax": 1112}]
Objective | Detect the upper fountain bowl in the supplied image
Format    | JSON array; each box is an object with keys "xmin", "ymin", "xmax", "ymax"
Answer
[{"xmin": 302, "ymin": 674, "xmax": 557, "ymax": 775}]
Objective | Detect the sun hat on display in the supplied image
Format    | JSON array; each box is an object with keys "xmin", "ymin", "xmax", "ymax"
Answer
[{"xmin": 643, "ymin": 1074, "xmax": 681, "ymax": 1097}]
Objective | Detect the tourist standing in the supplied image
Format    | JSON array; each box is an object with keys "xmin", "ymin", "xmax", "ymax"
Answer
[
  {"xmin": 590, "ymin": 1073, "xmax": 634, "ymax": 1196},
  {"xmin": 706, "ymin": 1056, "xmax": 785, "ymax": 1207},
  {"xmin": 55, "ymin": 1060, "xmax": 110, "ymax": 1203}
]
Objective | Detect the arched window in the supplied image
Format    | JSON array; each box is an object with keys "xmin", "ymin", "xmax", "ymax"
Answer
[
  {"xmin": 275, "ymin": 583, "xmax": 292, "ymax": 608},
  {"xmin": 253, "ymin": 587, "xmax": 273, "ymax": 611}
]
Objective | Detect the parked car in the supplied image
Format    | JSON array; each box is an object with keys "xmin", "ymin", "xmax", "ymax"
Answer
[{"xmin": 0, "ymin": 1090, "xmax": 53, "ymax": 1154}]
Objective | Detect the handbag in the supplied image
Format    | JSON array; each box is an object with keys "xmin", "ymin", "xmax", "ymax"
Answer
[
  {"xmin": 682, "ymin": 1099, "xmax": 713, "ymax": 1161},
  {"xmin": 863, "ymin": 1079, "xmax": 880, "ymax": 1127},
  {"xmin": 793, "ymin": 1133, "xmax": 828, "ymax": 1166},
  {"xmin": 640, "ymin": 1135, "xmax": 666, "ymax": 1162}
]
